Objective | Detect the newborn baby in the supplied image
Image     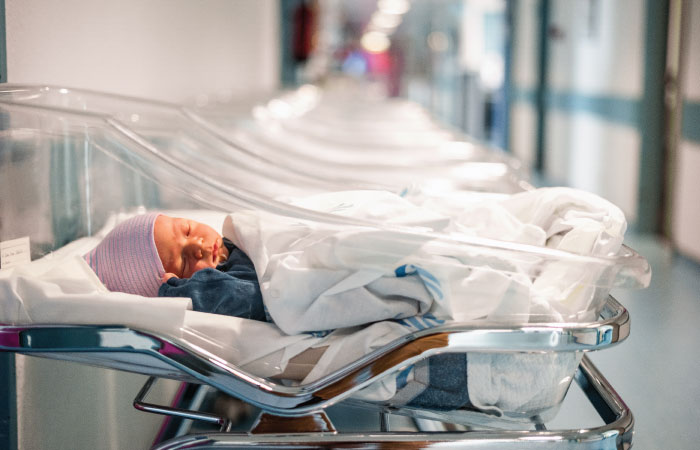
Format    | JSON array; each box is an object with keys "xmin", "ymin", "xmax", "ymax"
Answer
[{"xmin": 84, "ymin": 212, "xmax": 267, "ymax": 321}]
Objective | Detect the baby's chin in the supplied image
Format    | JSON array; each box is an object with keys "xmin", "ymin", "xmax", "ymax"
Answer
[
  {"xmin": 178, "ymin": 262, "xmax": 217, "ymax": 279},
  {"xmin": 199, "ymin": 262, "xmax": 217, "ymax": 273}
]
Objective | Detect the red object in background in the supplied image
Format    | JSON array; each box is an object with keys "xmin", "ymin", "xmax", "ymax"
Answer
[
  {"xmin": 293, "ymin": 1, "xmax": 316, "ymax": 62},
  {"xmin": 364, "ymin": 50, "xmax": 391, "ymax": 76},
  {"xmin": 363, "ymin": 48, "xmax": 402, "ymax": 97}
]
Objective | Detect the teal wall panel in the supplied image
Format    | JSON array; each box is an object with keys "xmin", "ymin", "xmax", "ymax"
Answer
[
  {"xmin": 0, "ymin": 354, "xmax": 16, "ymax": 450},
  {"xmin": 636, "ymin": 0, "xmax": 669, "ymax": 233}
]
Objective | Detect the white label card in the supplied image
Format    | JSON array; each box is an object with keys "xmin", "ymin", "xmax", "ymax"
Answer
[{"xmin": 1, "ymin": 236, "xmax": 32, "ymax": 269}]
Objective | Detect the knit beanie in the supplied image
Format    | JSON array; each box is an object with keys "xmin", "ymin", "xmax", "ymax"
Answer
[{"xmin": 84, "ymin": 213, "xmax": 165, "ymax": 297}]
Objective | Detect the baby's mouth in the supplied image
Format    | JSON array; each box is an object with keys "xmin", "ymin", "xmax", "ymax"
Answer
[
  {"xmin": 213, "ymin": 239, "xmax": 227, "ymax": 264},
  {"xmin": 219, "ymin": 239, "xmax": 229, "ymax": 263}
]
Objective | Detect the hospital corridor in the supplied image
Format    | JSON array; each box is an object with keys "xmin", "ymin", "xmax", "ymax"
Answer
[{"xmin": 0, "ymin": 0, "xmax": 698, "ymax": 449}]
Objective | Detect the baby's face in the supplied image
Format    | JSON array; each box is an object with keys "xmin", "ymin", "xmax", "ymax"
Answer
[{"xmin": 154, "ymin": 215, "xmax": 230, "ymax": 279}]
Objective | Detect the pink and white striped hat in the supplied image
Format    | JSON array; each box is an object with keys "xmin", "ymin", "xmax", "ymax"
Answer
[{"xmin": 84, "ymin": 213, "xmax": 165, "ymax": 297}]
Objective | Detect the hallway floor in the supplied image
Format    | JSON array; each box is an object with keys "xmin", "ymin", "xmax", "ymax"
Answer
[{"xmin": 550, "ymin": 232, "xmax": 700, "ymax": 449}]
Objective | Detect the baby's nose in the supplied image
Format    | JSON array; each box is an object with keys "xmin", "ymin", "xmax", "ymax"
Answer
[
  {"xmin": 186, "ymin": 241, "xmax": 205, "ymax": 259},
  {"xmin": 196, "ymin": 242, "xmax": 213, "ymax": 260}
]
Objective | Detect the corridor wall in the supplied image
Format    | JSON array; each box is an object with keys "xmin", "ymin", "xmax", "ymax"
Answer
[
  {"xmin": 1, "ymin": 1, "xmax": 279, "ymax": 448},
  {"xmin": 672, "ymin": 0, "xmax": 700, "ymax": 261}
]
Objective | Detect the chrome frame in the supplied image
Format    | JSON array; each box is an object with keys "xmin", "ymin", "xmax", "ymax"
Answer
[
  {"xmin": 151, "ymin": 356, "xmax": 632, "ymax": 449},
  {"xmin": 1, "ymin": 295, "xmax": 628, "ymax": 419}
]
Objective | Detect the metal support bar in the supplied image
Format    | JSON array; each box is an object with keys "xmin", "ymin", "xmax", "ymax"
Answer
[
  {"xmin": 575, "ymin": 356, "xmax": 631, "ymax": 429},
  {"xmin": 134, "ymin": 377, "xmax": 232, "ymax": 432},
  {"xmin": 379, "ymin": 412, "xmax": 389, "ymax": 432}
]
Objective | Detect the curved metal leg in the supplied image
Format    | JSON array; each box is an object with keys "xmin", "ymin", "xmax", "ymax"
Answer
[{"xmin": 134, "ymin": 377, "xmax": 232, "ymax": 432}]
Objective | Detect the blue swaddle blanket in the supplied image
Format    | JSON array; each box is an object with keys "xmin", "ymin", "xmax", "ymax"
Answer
[{"xmin": 158, "ymin": 238, "xmax": 267, "ymax": 321}]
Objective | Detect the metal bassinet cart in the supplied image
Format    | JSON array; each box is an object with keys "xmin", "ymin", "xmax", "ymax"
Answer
[{"xmin": 0, "ymin": 87, "xmax": 648, "ymax": 449}]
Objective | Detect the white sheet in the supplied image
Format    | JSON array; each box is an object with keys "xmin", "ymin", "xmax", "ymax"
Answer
[{"xmin": 0, "ymin": 214, "xmax": 192, "ymax": 337}]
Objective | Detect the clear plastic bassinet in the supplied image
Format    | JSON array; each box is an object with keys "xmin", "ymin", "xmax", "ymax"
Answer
[
  {"xmin": 0, "ymin": 87, "xmax": 649, "ymax": 447},
  {"xmin": 194, "ymin": 82, "xmax": 533, "ymax": 196},
  {"xmin": 194, "ymin": 82, "xmax": 503, "ymax": 155},
  {"xmin": 0, "ymin": 84, "xmax": 530, "ymax": 195}
]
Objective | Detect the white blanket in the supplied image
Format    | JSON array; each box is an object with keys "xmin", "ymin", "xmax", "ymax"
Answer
[
  {"xmin": 225, "ymin": 188, "xmax": 626, "ymax": 335},
  {"xmin": 0, "ymin": 188, "xmax": 627, "ymax": 414}
]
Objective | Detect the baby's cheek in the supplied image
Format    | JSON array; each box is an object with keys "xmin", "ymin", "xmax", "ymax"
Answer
[
  {"xmin": 161, "ymin": 258, "xmax": 178, "ymax": 275},
  {"xmin": 193, "ymin": 260, "xmax": 217, "ymax": 274}
]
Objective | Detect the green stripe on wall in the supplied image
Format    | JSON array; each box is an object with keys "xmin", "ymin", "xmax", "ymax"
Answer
[
  {"xmin": 548, "ymin": 92, "xmax": 640, "ymax": 127},
  {"xmin": 511, "ymin": 86, "xmax": 538, "ymax": 105},
  {"xmin": 511, "ymin": 86, "xmax": 640, "ymax": 128},
  {"xmin": 682, "ymin": 101, "xmax": 700, "ymax": 143}
]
